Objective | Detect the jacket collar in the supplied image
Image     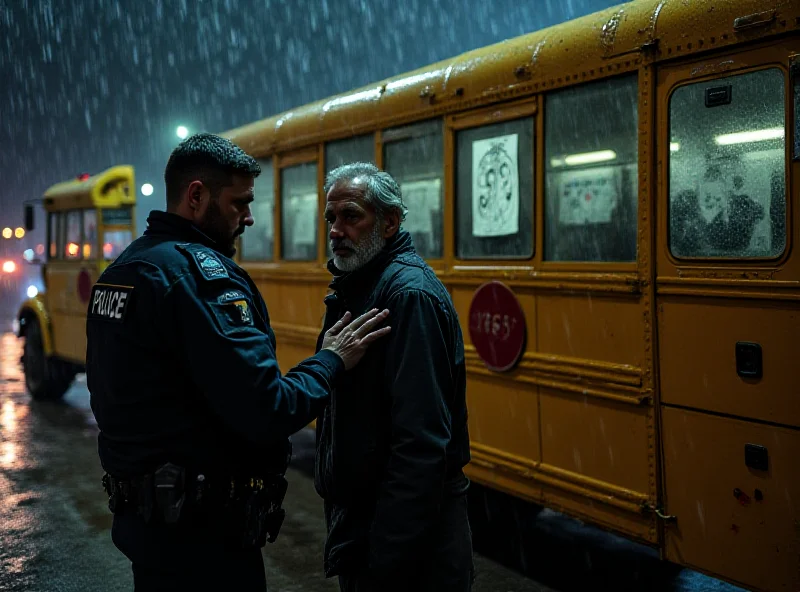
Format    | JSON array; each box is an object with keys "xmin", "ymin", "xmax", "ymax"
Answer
[
  {"xmin": 144, "ymin": 210, "xmax": 233, "ymax": 257},
  {"xmin": 327, "ymin": 230, "xmax": 415, "ymax": 295}
]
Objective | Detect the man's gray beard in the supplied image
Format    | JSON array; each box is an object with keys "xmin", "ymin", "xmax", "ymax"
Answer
[{"xmin": 332, "ymin": 222, "xmax": 385, "ymax": 272}]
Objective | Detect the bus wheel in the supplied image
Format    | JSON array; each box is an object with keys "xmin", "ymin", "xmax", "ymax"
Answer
[{"xmin": 22, "ymin": 318, "xmax": 73, "ymax": 400}]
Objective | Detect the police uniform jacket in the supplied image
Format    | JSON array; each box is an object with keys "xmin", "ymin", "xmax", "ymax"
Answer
[
  {"xmin": 314, "ymin": 230, "xmax": 470, "ymax": 580},
  {"xmin": 87, "ymin": 210, "xmax": 343, "ymax": 480}
]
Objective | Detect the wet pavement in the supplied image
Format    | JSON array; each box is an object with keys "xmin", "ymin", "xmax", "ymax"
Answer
[{"xmin": 0, "ymin": 327, "xmax": 746, "ymax": 591}]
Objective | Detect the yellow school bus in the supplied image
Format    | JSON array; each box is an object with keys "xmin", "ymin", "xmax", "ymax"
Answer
[
  {"xmin": 222, "ymin": 1, "xmax": 799, "ymax": 590},
  {"xmin": 17, "ymin": 166, "xmax": 136, "ymax": 399}
]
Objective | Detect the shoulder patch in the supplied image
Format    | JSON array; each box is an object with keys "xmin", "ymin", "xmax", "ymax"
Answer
[
  {"xmin": 88, "ymin": 283, "xmax": 133, "ymax": 323},
  {"xmin": 176, "ymin": 243, "xmax": 229, "ymax": 281}
]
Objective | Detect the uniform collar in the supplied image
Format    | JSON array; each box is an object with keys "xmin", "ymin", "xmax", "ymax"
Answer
[{"xmin": 144, "ymin": 210, "xmax": 233, "ymax": 257}]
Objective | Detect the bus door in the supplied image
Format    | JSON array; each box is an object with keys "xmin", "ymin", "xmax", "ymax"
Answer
[{"xmin": 655, "ymin": 42, "xmax": 800, "ymax": 592}]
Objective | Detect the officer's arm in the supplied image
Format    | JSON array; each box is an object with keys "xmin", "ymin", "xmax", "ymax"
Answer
[
  {"xmin": 368, "ymin": 290, "xmax": 452, "ymax": 576},
  {"xmin": 166, "ymin": 273, "xmax": 343, "ymax": 443}
]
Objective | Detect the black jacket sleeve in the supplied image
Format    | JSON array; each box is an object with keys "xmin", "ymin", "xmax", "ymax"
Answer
[
  {"xmin": 368, "ymin": 289, "xmax": 453, "ymax": 575},
  {"xmin": 166, "ymin": 272, "xmax": 343, "ymax": 444}
]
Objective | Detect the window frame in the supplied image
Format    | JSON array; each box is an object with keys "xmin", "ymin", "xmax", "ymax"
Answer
[
  {"xmin": 446, "ymin": 99, "xmax": 538, "ymax": 266},
  {"xmin": 64, "ymin": 209, "xmax": 84, "ymax": 261},
  {"xmin": 240, "ymin": 156, "xmax": 277, "ymax": 263},
  {"xmin": 382, "ymin": 119, "xmax": 445, "ymax": 263},
  {"xmin": 541, "ymin": 73, "xmax": 641, "ymax": 267},
  {"xmin": 276, "ymin": 147, "xmax": 322, "ymax": 264}
]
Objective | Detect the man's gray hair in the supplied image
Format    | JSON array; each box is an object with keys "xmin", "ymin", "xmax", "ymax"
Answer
[{"xmin": 324, "ymin": 162, "xmax": 408, "ymax": 222}]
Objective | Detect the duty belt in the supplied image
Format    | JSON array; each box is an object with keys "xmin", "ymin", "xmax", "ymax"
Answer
[{"xmin": 102, "ymin": 462, "xmax": 287, "ymax": 547}]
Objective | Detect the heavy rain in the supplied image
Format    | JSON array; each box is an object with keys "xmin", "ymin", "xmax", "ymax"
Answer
[{"xmin": 1, "ymin": 0, "xmax": 793, "ymax": 590}]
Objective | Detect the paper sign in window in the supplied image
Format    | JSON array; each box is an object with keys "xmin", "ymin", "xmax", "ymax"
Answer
[
  {"xmin": 400, "ymin": 178, "xmax": 441, "ymax": 235},
  {"xmin": 471, "ymin": 134, "xmax": 520, "ymax": 237}
]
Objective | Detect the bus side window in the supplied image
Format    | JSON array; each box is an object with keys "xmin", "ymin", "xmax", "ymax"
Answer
[
  {"xmin": 668, "ymin": 68, "xmax": 786, "ymax": 259},
  {"xmin": 241, "ymin": 157, "xmax": 275, "ymax": 262},
  {"xmin": 383, "ymin": 120, "xmax": 444, "ymax": 260},
  {"xmin": 280, "ymin": 162, "xmax": 318, "ymax": 261},
  {"xmin": 65, "ymin": 210, "xmax": 82, "ymax": 260},
  {"xmin": 83, "ymin": 210, "xmax": 97, "ymax": 259},
  {"xmin": 455, "ymin": 116, "xmax": 535, "ymax": 259},
  {"xmin": 792, "ymin": 55, "xmax": 799, "ymax": 161},
  {"xmin": 48, "ymin": 212, "xmax": 62, "ymax": 260},
  {"xmin": 544, "ymin": 74, "xmax": 639, "ymax": 262},
  {"xmin": 324, "ymin": 135, "xmax": 375, "ymax": 259}
]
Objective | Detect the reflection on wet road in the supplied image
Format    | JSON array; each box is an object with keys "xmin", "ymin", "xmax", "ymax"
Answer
[{"xmin": 0, "ymin": 330, "xmax": 745, "ymax": 591}]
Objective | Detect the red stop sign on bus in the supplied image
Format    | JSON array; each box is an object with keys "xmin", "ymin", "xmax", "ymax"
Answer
[{"xmin": 468, "ymin": 281, "xmax": 526, "ymax": 372}]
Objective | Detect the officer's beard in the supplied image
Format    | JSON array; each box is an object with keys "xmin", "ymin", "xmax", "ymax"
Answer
[
  {"xmin": 198, "ymin": 196, "xmax": 243, "ymax": 258},
  {"xmin": 331, "ymin": 220, "xmax": 385, "ymax": 273}
]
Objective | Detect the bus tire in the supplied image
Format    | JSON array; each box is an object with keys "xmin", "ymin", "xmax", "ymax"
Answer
[{"xmin": 22, "ymin": 318, "xmax": 74, "ymax": 400}]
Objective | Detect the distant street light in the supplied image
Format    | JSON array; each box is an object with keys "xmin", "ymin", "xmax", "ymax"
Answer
[
  {"xmin": 176, "ymin": 126, "xmax": 189, "ymax": 140},
  {"xmin": 27, "ymin": 285, "xmax": 38, "ymax": 298},
  {"xmin": 141, "ymin": 183, "xmax": 154, "ymax": 197},
  {"xmin": 14, "ymin": 227, "xmax": 24, "ymax": 239},
  {"xmin": 2, "ymin": 260, "xmax": 16, "ymax": 273},
  {"xmin": 1, "ymin": 228, "xmax": 11, "ymax": 239}
]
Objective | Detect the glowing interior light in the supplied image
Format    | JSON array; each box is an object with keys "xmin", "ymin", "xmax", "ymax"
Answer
[
  {"xmin": 83, "ymin": 244, "xmax": 92, "ymax": 258},
  {"xmin": 670, "ymin": 142, "xmax": 680, "ymax": 152},
  {"xmin": 35, "ymin": 244, "xmax": 45, "ymax": 255},
  {"xmin": 27, "ymin": 285, "xmax": 38, "ymax": 298},
  {"xmin": 14, "ymin": 228, "xmax": 24, "ymax": 239},
  {"xmin": 67, "ymin": 243, "xmax": 80, "ymax": 257},
  {"xmin": 552, "ymin": 150, "xmax": 617, "ymax": 167},
  {"xmin": 22, "ymin": 249, "xmax": 34, "ymax": 261},
  {"xmin": 715, "ymin": 127, "xmax": 784, "ymax": 145},
  {"xmin": 1, "ymin": 228, "xmax": 11, "ymax": 239},
  {"xmin": 103, "ymin": 243, "xmax": 113, "ymax": 257},
  {"xmin": 2, "ymin": 261, "xmax": 16, "ymax": 273}
]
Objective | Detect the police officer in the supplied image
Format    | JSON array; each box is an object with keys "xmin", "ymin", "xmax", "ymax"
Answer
[{"xmin": 86, "ymin": 133, "xmax": 390, "ymax": 591}]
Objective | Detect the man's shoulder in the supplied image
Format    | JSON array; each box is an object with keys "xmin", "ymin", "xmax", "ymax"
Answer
[
  {"xmin": 380, "ymin": 254, "xmax": 449, "ymax": 306},
  {"xmin": 103, "ymin": 238, "xmax": 230, "ymax": 289}
]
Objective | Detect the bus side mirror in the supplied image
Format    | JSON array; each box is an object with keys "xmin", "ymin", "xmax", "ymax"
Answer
[{"xmin": 24, "ymin": 205, "xmax": 34, "ymax": 231}]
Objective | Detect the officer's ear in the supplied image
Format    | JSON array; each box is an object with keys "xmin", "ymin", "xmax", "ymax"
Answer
[{"xmin": 186, "ymin": 180, "xmax": 209, "ymax": 213}]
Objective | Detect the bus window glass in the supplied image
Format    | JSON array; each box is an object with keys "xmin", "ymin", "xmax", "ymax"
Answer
[
  {"xmin": 65, "ymin": 210, "xmax": 82, "ymax": 259},
  {"xmin": 545, "ymin": 74, "xmax": 638, "ymax": 262},
  {"xmin": 48, "ymin": 212, "xmax": 61, "ymax": 259},
  {"xmin": 241, "ymin": 157, "xmax": 275, "ymax": 261},
  {"xmin": 384, "ymin": 120, "xmax": 443, "ymax": 259},
  {"xmin": 83, "ymin": 210, "xmax": 97, "ymax": 259},
  {"xmin": 792, "ymin": 57, "xmax": 800, "ymax": 160},
  {"xmin": 103, "ymin": 230, "xmax": 132, "ymax": 260},
  {"xmin": 281, "ymin": 162, "xmax": 318, "ymax": 261},
  {"xmin": 455, "ymin": 117, "xmax": 534, "ymax": 259},
  {"xmin": 324, "ymin": 135, "xmax": 374, "ymax": 258},
  {"xmin": 669, "ymin": 68, "xmax": 786, "ymax": 258}
]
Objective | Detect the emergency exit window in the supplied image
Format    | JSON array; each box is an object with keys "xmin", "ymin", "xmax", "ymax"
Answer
[{"xmin": 669, "ymin": 68, "xmax": 786, "ymax": 259}]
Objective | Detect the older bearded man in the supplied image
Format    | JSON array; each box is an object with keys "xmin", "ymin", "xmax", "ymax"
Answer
[{"xmin": 315, "ymin": 162, "xmax": 474, "ymax": 592}]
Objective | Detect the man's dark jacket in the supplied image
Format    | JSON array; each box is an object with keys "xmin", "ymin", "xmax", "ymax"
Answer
[
  {"xmin": 87, "ymin": 211, "xmax": 343, "ymax": 480},
  {"xmin": 314, "ymin": 230, "xmax": 470, "ymax": 580}
]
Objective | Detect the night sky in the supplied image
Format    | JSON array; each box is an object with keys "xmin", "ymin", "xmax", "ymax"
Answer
[{"xmin": 1, "ymin": 0, "xmax": 621, "ymax": 240}]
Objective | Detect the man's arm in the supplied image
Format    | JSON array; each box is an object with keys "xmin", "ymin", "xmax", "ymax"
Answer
[
  {"xmin": 368, "ymin": 289, "xmax": 454, "ymax": 577},
  {"xmin": 166, "ymin": 271, "xmax": 388, "ymax": 444}
]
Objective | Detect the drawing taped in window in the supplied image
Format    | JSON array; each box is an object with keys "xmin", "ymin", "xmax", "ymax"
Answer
[{"xmin": 472, "ymin": 134, "xmax": 519, "ymax": 238}]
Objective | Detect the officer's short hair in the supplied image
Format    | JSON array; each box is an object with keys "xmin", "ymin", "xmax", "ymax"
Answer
[
  {"xmin": 164, "ymin": 133, "xmax": 261, "ymax": 206},
  {"xmin": 324, "ymin": 162, "xmax": 408, "ymax": 222}
]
